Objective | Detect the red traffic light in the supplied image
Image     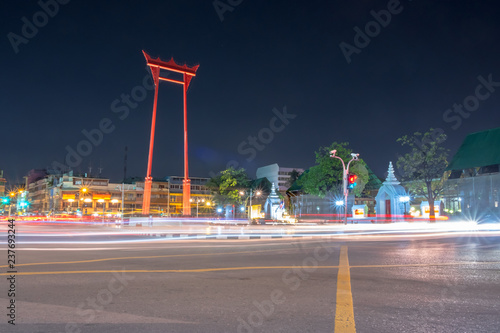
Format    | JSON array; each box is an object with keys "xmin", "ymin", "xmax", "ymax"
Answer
[
  {"xmin": 348, "ymin": 174, "xmax": 358, "ymax": 189},
  {"xmin": 348, "ymin": 174, "xmax": 358, "ymax": 183}
]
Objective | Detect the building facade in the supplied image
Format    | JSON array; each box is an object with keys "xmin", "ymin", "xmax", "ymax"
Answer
[
  {"xmin": 256, "ymin": 164, "xmax": 304, "ymax": 192},
  {"xmin": 0, "ymin": 170, "xmax": 5, "ymax": 197},
  {"xmin": 443, "ymin": 127, "xmax": 500, "ymax": 219},
  {"xmin": 26, "ymin": 170, "xmax": 212, "ymax": 217}
]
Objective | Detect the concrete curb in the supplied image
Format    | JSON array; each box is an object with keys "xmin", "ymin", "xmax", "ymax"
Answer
[{"xmin": 138, "ymin": 233, "xmax": 318, "ymax": 240}]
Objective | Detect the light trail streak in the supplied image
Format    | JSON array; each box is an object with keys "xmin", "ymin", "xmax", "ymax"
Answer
[
  {"xmin": 0, "ymin": 230, "xmax": 499, "ymax": 245},
  {"xmin": 1, "ymin": 220, "xmax": 498, "ymax": 245}
]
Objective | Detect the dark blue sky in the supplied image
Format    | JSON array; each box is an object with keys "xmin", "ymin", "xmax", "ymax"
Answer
[{"xmin": 2, "ymin": 0, "xmax": 500, "ymax": 185}]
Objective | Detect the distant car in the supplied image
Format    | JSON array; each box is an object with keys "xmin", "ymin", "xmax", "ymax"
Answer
[{"xmin": 251, "ymin": 218, "xmax": 265, "ymax": 225}]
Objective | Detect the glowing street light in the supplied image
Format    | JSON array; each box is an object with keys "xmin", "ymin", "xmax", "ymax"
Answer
[
  {"xmin": 97, "ymin": 199, "xmax": 106, "ymax": 222},
  {"xmin": 190, "ymin": 198, "xmax": 205, "ymax": 217},
  {"xmin": 399, "ymin": 195, "xmax": 411, "ymax": 217},
  {"xmin": 239, "ymin": 189, "xmax": 262, "ymax": 220},
  {"xmin": 399, "ymin": 196, "xmax": 410, "ymax": 203}
]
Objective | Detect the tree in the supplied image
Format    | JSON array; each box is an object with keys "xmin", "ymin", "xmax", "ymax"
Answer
[
  {"xmin": 287, "ymin": 169, "xmax": 302, "ymax": 188},
  {"xmin": 297, "ymin": 142, "xmax": 369, "ymax": 197},
  {"xmin": 396, "ymin": 129, "xmax": 449, "ymax": 220},
  {"xmin": 205, "ymin": 167, "xmax": 250, "ymax": 206}
]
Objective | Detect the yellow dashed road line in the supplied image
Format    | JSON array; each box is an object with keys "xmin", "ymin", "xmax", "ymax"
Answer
[
  {"xmin": 0, "ymin": 266, "xmax": 342, "ymax": 276},
  {"xmin": 335, "ymin": 246, "xmax": 356, "ymax": 333},
  {"xmin": 1, "ymin": 260, "xmax": 498, "ymax": 276},
  {"xmin": 0, "ymin": 244, "xmax": 335, "ymax": 268}
]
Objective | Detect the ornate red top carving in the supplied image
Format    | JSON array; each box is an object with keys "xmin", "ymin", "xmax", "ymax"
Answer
[{"xmin": 142, "ymin": 50, "xmax": 199, "ymax": 76}]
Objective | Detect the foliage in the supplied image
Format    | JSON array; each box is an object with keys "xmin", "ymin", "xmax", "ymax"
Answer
[
  {"xmin": 287, "ymin": 169, "xmax": 302, "ymax": 188},
  {"xmin": 297, "ymin": 142, "xmax": 369, "ymax": 197},
  {"xmin": 205, "ymin": 167, "xmax": 250, "ymax": 205},
  {"xmin": 396, "ymin": 129, "xmax": 449, "ymax": 218}
]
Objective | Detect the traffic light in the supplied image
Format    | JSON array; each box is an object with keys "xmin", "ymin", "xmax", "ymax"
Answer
[
  {"xmin": 348, "ymin": 174, "xmax": 358, "ymax": 189},
  {"xmin": 1, "ymin": 197, "xmax": 9, "ymax": 204}
]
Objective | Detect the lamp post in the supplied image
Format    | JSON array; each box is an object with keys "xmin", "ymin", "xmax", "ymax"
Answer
[
  {"xmin": 8, "ymin": 192, "xmax": 16, "ymax": 217},
  {"xmin": 167, "ymin": 187, "xmax": 170, "ymax": 217},
  {"xmin": 240, "ymin": 189, "xmax": 262, "ymax": 220},
  {"xmin": 330, "ymin": 150, "xmax": 359, "ymax": 225},
  {"xmin": 205, "ymin": 201, "xmax": 211, "ymax": 217},
  {"xmin": 115, "ymin": 184, "xmax": 125, "ymax": 223},
  {"xmin": 77, "ymin": 187, "xmax": 89, "ymax": 217},
  {"xmin": 335, "ymin": 200, "xmax": 345, "ymax": 221},
  {"xmin": 121, "ymin": 184, "xmax": 124, "ymax": 221},
  {"xmin": 190, "ymin": 198, "xmax": 205, "ymax": 217},
  {"xmin": 67, "ymin": 199, "xmax": 75, "ymax": 213},
  {"xmin": 399, "ymin": 196, "xmax": 410, "ymax": 219},
  {"xmin": 98, "ymin": 199, "xmax": 105, "ymax": 223}
]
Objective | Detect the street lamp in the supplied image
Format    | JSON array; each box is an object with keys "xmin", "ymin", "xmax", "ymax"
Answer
[
  {"xmin": 190, "ymin": 198, "xmax": 205, "ymax": 217},
  {"xmin": 77, "ymin": 187, "xmax": 89, "ymax": 216},
  {"xmin": 8, "ymin": 192, "xmax": 16, "ymax": 217},
  {"xmin": 67, "ymin": 198, "xmax": 75, "ymax": 213},
  {"xmin": 115, "ymin": 184, "xmax": 126, "ymax": 223},
  {"xmin": 98, "ymin": 199, "xmax": 105, "ymax": 222},
  {"xmin": 399, "ymin": 196, "xmax": 410, "ymax": 218},
  {"xmin": 240, "ymin": 189, "xmax": 262, "ymax": 220},
  {"xmin": 330, "ymin": 150, "xmax": 359, "ymax": 225}
]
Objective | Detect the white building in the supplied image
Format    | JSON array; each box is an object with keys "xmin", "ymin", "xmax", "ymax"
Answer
[
  {"xmin": 256, "ymin": 164, "xmax": 304, "ymax": 192},
  {"xmin": 375, "ymin": 162, "xmax": 408, "ymax": 218}
]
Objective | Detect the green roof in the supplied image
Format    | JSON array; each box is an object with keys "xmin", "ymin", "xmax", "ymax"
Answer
[
  {"xmin": 446, "ymin": 127, "xmax": 500, "ymax": 171},
  {"xmin": 250, "ymin": 177, "xmax": 272, "ymax": 192},
  {"xmin": 364, "ymin": 165, "xmax": 383, "ymax": 190},
  {"xmin": 287, "ymin": 169, "xmax": 310, "ymax": 192}
]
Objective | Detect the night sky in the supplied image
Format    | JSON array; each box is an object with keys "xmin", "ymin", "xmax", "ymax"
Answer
[{"xmin": 2, "ymin": 0, "xmax": 500, "ymax": 185}]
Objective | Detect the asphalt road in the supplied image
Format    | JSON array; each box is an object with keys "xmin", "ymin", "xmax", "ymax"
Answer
[{"xmin": 1, "ymin": 224, "xmax": 500, "ymax": 333}]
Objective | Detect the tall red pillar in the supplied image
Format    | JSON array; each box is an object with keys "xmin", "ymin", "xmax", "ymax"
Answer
[{"xmin": 142, "ymin": 66, "xmax": 160, "ymax": 215}]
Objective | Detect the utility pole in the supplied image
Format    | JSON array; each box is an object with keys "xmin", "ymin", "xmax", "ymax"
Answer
[{"xmin": 330, "ymin": 150, "xmax": 359, "ymax": 225}]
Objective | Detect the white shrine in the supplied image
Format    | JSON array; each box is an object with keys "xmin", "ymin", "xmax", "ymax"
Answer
[
  {"xmin": 375, "ymin": 162, "xmax": 407, "ymax": 218},
  {"xmin": 264, "ymin": 183, "xmax": 283, "ymax": 220}
]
